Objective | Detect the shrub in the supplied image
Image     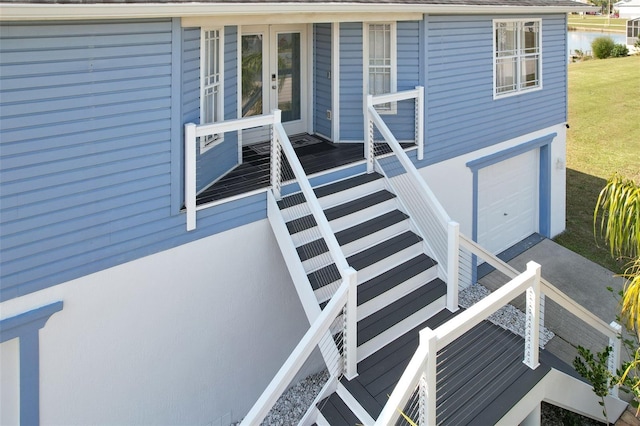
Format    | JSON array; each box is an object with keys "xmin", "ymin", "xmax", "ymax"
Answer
[
  {"xmin": 611, "ymin": 43, "xmax": 629, "ymax": 57},
  {"xmin": 592, "ymin": 36, "xmax": 615, "ymax": 58}
]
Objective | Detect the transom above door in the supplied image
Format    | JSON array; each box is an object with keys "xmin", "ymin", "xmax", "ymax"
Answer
[{"xmin": 240, "ymin": 24, "xmax": 308, "ymax": 141}]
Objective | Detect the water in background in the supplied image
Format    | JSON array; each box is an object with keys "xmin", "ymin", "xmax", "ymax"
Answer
[{"xmin": 568, "ymin": 30, "xmax": 626, "ymax": 57}]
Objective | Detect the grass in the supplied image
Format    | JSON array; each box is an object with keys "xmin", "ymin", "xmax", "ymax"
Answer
[
  {"xmin": 553, "ymin": 56, "xmax": 640, "ymax": 273},
  {"xmin": 568, "ymin": 15, "xmax": 628, "ymax": 32}
]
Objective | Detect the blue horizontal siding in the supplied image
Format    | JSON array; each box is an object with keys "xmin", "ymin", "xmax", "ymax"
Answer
[
  {"xmin": 339, "ymin": 22, "xmax": 364, "ymax": 141},
  {"xmin": 420, "ymin": 14, "xmax": 568, "ymax": 167},
  {"xmin": 314, "ymin": 23, "xmax": 332, "ymax": 138},
  {"xmin": 338, "ymin": 21, "xmax": 421, "ymax": 142},
  {"xmin": 0, "ymin": 20, "xmax": 266, "ymax": 302}
]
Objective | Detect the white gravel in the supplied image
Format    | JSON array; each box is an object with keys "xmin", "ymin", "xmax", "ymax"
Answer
[{"xmin": 458, "ymin": 283, "xmax": 555, "ymax": 347}]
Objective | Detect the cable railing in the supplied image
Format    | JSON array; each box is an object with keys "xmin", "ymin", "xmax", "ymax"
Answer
[
  {"xmin": 375, "ymin": 234, "xmax": 623, "ymax": 425},
  {"xmin": 366, "ymin": 90, "xmax": 459, "ymax": 311}
]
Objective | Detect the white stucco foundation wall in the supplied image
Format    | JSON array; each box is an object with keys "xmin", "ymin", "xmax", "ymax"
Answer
[
  {"xmin": 419, "ymin": 124, "xmax": 567, "ymax": 245},
  {"xmin": 0, "ymin": 219, "xmax": 315, "ymax": 425}
]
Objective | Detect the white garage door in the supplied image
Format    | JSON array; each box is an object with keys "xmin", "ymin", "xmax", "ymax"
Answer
[{"xmin": 477, "ymin": 149, "xmax": 538, "ymax": 254}]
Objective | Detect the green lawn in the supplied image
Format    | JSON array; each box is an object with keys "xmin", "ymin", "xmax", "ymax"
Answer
[
  {"xmin": 553, "ymin": 55, "xmax": 640, "ymax": 273},
  {"xmin": 568, "ymin": 15, "xmax": 627, "ymax": 32}
]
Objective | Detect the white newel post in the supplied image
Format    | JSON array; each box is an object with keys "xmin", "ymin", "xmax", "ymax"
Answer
[
  {"xmin": 344, "ymin": 267, "xmax": 359, "ymax": 380},
  {"xmin": 415, "ymin": 86, "xmax": 424, "ymax": 161},
  {"xmin": 447, "ymin": 221, "xmax": 460, "ymax": 312},
  {"xmin": 524, "ymin": 261, "xmax": 542, "ymax": 369},
  {"xmin": 184, "ymin": 123, "xmax": 197, "ymax": 231},
  {"xmin": 608, "ymin": 321, "xmax": 622, "ymax": 397},
  {"xmin": 365, "ymin": 95, "xmax": 375, "ymax": 174},
  {"xmin": 421, "ymin": 327, "xmax": 438, "ymax": 426},
  {"xmin": 271, "ymin": 110, "xmax": 282, "ymax": 200}
]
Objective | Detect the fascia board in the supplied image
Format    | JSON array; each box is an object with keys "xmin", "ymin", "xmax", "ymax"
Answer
[{"xmin": 0, "ymin": 3, "xmax": 597, "ymax": 21}]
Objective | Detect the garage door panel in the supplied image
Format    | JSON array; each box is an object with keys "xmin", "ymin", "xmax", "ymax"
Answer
[{"xmin": 478, "ymin": 150, "xmax": 538, "ymax": 254}]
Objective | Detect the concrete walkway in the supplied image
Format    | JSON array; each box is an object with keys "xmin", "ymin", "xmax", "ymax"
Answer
[{"xmin": 479, "ymin": 237, "xmax": 627, "ymax": 365}]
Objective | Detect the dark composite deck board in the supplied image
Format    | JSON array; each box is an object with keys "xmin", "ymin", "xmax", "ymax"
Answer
[
  {"xmin": 307, "ymin": 263, "xmax": 341, "ymax": 290},
  {"xmin": 314, "ymin": 172, "xmax": 384, "ymax": 199},
  {"xmin": 324, "ymin": 190, "xmax": 396, "ymax": 222},
  {"xmin": 336, "ymin": 210, "xmax": 409, "ymax": 246},
  {"xmin": 277, "ymin": 192, "xmax": 306, "ymax": 210},
  {"xmin": 318, "ymin": 394, "xmax": 361, "ymax": 426},
  {"xmin": 286, "ymin": 214, "xmax": 317, "ymax": 234},
  {"xmin": 358, "ymin": 254, "xmax": 437, "ymax": 306},
  {"xmin": 347, "ymin": 231, "xmax": 422, "ymax": 272},
  {"xmin": 357, "ymin": 309, "xmax": 457, "ymax": 374},
  {"xmin": 197, "ymin": 136, "xmax": 364, "ymax": 204},
  {"xmin": 339, "ymin": 376, "xmax": 383, "ymax": 421},
  {"xmin": 357, "ymin": 279, "xmax": 446, "ymax": 346},
  {"xmin": 297, "ymin": 238, "xmax": 329, "ymax": 262},
  {"xmin": 469, "ymin": 363, "xmax": 550, "ymax": 426}
]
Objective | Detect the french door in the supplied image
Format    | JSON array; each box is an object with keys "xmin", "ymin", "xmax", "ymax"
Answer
[{"xmin": 240, "ymin": 25, "xmax": 308, "ymax": 144}]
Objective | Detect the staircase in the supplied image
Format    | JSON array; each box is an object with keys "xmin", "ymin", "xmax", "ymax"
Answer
[
  {"xmin": 277, "ymin": 172, "xmax": 447, "ymax": 367},
  {"xmin": 262, "ymin": 168, "xmax": 627, "ymax": 426}
]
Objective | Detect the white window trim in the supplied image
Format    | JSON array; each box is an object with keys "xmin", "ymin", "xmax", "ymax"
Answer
[
  {"xmin": 363, "ymin": 22, "xmax": 397, "ymax": 115},
  {"xmin": 493, "ymin": 18, "xmax": 542, "ymax": 100},
  {"xmin": 199, "ymin": 27, "xmax": 225, "ymax": 153}
]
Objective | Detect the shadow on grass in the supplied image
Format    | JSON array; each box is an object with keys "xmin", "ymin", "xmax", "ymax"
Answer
[{"xmin": 553, "ymin": 168, "xmax": 626, "ymax": 274}]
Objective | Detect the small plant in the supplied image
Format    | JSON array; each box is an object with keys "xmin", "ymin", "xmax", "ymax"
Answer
[
  {"xmin": 592, "ymin": 36, "xmax": 616, "ymax": 59},
  {"xmin": 573, "ymin": 345, "xmax": 614, "ymax": 418},
  {"xmin": 611, "ymin": 44, "xmax": 629, "ymax": 58}
]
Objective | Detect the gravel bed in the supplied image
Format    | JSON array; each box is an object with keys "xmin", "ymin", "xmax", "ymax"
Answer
[{"xmin": 458, "ymin": 283, "xmax": 555, "ymax": 347}]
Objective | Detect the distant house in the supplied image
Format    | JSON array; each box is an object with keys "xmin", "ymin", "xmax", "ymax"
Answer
[
  {"xmin": 615, "ymin": 0, "xmax": 640, "ymax": 18},
  {"xmin": 0, "ymin": 0, "xmax": 628, "ymax": 424}
]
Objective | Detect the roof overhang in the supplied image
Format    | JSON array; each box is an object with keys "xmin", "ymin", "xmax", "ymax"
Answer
[{"xmin": 0, "ymin": 2, "xmax": 597, "ymax": 21}]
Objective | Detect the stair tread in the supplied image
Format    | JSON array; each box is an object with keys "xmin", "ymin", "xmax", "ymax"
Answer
[
  {"xmin": 358, "ymin": 254, "xmax": 437, "ymax": 306},
  {"xmin": 357, "ymin": 278, "xmax": 447, "ymax": 346},
  {"xmin": 297, "ymin": 210, "xmax": 411, "ymax": 263},
  {"xmin": 325, "ymin": 190, "xmax": 396, "ymax": 221},
  {"xmin": 308, "ymin": 263, "xmax": 341, "ymax": 290},
  {"xmin": 285, "ymin": 190, "xmax": 395, "ymax": 235},
  {"xmin": 317, "ymin": 393, "xmax": 361, "ymax": 426},
  {"xmin": 297, "ymin": 238, "xmax": 329, "ymax": 262},
  {"xmin": 315, "ymin": 172, "xmax": 384, "ymax": 199},
  {"xmin": 335, "ymin": 209, "xmax": 409, "ymax": 246},
  {"xmin": 277, "ymin": 172, "xmax": 384, "ymax": 210},
  {"xmin": 347, "ymin": 231, "xmax": 422, "ymax": 272}
]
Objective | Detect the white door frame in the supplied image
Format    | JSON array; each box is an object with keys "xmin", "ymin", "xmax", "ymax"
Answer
[{"xmin": 238, "ymin": 24, "xmax": 309, "ymax": 140}]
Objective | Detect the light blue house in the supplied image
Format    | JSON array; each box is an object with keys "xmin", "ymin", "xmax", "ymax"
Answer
[{"xmin": 0, "ymin": 0, "xmax": 627, "ymax": 424}]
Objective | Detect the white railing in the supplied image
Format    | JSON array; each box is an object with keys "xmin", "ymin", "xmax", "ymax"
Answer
[
  {"xmin": 365, "ymin": 91, "xmax": 459, "ymax": 311},
  {"xmin": 271, "ymin": 116, "xmax": 358, "ymax": 379},
  {"xmin": 456, "ymin": 234, "xmax": 622, "ymax": 396},
  {"xmin": 242, "ymin": 117, "xmax": 361, "ymax": 424},
  {"xmin": 365, "ymin": 86, "xmax": 424, "ymax": 172},
  {"xmin": 240, "ymin": 269, "xmax": 357, "ymax": 426},
  {"xmin": 375, "ymin": 234, "xmax": 623, "ymax": 425},
  {"xmin": 376, "ymin": 261, "xmax": 543, "ymax": 425},
  {"xmin": 184, "ymin": 113, "xmax": 280, "ymax": 231}
]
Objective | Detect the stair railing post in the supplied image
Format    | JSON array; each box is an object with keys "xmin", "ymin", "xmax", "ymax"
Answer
[
  {"xmin": 415, "ymin": 85, "xmax": 424, "ymax": 161},
  {"xmin": 270, "ymin": 110, "xmax": 282, "ymax": 200},
  {"xmin": 447, "ymin": 221, "xmax": 460, "ymax": 312},
  {"xmin": 184, "ymin": 123, "xmax": 197, "ymax": 231},
  {"xmin": 523, "ymin": 261, "xmax": 542, "ymax": 369},
  {"xmin": 608, "ymin": 321, "xmax": 622, "ymax": 397},
  {"xmin": 344, "ymin": 267, "xmax": 359, "ymax": 380},
  {"xmin": 366, "ymin": 94, "xmax": 375, "ymax": 174},
  {"xmin": 420, "ymin": 327, "xmax": 437, "ymax": 426}
]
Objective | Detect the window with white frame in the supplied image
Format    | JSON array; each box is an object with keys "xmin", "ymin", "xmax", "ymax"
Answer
[
  {"xmin": 494, "ymin": 19, "xmax": 541, "ymax": 98},
  {"xmin": 366, "ymin": 23, "xmax": 397, "ymax": 113},
  {"xmin": 200, "ymin": 28, "xmax": 224, "ymax": 152}
]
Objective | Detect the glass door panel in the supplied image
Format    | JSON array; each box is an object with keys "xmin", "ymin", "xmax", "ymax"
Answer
[
  {"xmin": 241, "ymin": 34, "xmax": 264, "ymax": 117},
  {"xmin": 275, "ymin": 32, "xmax": 301, "ymax": 123}
]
